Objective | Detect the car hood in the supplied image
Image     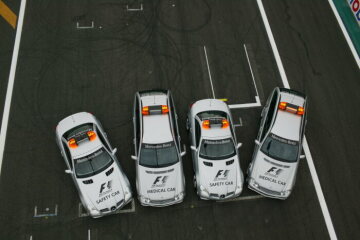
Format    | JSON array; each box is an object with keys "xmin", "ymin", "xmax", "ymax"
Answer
[
  {"xmin": 77, "ymin": 164, "xmax": 126, "ymax": 211},
  {"xmin": 251, "ymin": 151, "xmax": 298, "ymax": 192},
  {"xmin": 198, "ymin": 155, "xmax": 242, "ymax": 195},
  {"xmin": 138, "ymin": 163, "xmax": 183, "ymax": 200}
]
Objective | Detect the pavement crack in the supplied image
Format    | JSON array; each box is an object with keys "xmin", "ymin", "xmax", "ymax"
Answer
[{"xmin": 283, "ymin": 1, "xmax": 321, "ymax": 77}]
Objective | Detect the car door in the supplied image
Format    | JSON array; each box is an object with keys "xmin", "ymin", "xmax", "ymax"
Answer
[
  {"xmin": 258, "ymin": 89, "xmax": 279, "ymax": 144},
  {"xmin": 169, "ymin": 93, "xmax": 181, "ymax": 154},
  {"xmin": 193, "ymin": 119, "xmax": 202, "ymax": 172}
]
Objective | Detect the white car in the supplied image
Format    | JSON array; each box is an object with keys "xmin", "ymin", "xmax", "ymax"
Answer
[
  {"xmin": 187, "ymin": 99, "xmax": 244, "ymax": 200},
  {"xmin": 132, "ymin": 89, "xmax": 186, "ymax": 206},
  {"xmin": 247, "ymin": 87, "xmax": 307, "ymax": 199},
  {"xmin": 56, "ymin": 112, "xmax": 132, "ymax": 218}
]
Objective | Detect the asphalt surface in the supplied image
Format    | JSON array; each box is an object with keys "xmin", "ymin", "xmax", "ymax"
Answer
[{"xmin": 0, "ymin": 0, "xmax": 359, "ymax": 239}]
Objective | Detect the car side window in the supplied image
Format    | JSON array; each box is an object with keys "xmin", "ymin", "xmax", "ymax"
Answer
[
  {"xmin": 261, "ymin": 91, "xmax": 278, "ymax": 141},
  {"xmin": 135, "ymin": 96, "xmax": 141, "ymax": 150},
  {"xmin": 169, "ymin": 95, "xmax": 180, "ymax": 147},
  {"xmin": 62, "ymin": 142, "xmax": 73, "ymax": 169},
  {"xmin": 95, "ymin": 126, "xmax": 111, "ymax": 152},
  {"xmin": 195, "ymin": 121, "xmax": 201, "ymax": 147}
]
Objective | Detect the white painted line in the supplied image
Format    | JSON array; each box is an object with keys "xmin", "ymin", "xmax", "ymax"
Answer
[
  {"xmin": 88, "ymin": 229, "xmax": 91, "ymax": 240},
  {"xmin": 203, "ymin": 45, "xmax": 216, "ymax": 99},
  {"xmin": 257, "ymin": 1, "xmax": 338, "ymax": 239},
  {"xmin": 229, "ymin": 98, "xmax": 261, "ymax": 109},
  {"xmin": 126, "ymin": 4, "xmax": 143, "ymax": 11},
  {"xmin": 217, "ymin": 194, "xmax": 264, "ymax": 203},
  {"xmin": 76, "ymin": 21, "xmax": 94, "ymax": 29},
  {"xmin": 244, "ymin": 44, "xmax": 260, "ymax": 97},
  {"xmin": 29, "ymin": 236, "xmax": 32, "ymax": 240},
  {"xmin": 328, "ymin": 0, "xmax": 360, "ymax": 69},
  {"xmin": 0, "ymin": 0, "xmax": 27, "ymax": 175},
  {"xmin": 33, "ymin": 204, "xmax": 58, "ymax": 217}
]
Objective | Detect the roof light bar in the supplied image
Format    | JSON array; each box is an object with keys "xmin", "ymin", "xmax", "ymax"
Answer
[
  {"xmin": 278, "ymin": 102, "xmax": 305, "ymax": 115},
  {"xmin": 87, "ymin": 131, "xmax": 96, "ymax": 141},
  {"xmin": 222, "ymin": 119, "xmax": 229, "ymax": 128},
  {"xmin": 202, "ymin": 120, "xmax": 210, "ymax": 129},
  {"xmin": 68, "ymin": 138, "xmax": 78, "ymax": 148},
  {"xmin": 142, "ymin": 105, "xmax": 169, "ymax": 115}
]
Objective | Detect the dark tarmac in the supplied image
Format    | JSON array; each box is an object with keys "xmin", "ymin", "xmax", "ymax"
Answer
[{"xmin": 0, "ymin": 0, "xmax": 359, "ymax": 239}]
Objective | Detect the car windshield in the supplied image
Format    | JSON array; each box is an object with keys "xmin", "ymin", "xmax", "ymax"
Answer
[
  {"xmin": 139, "ymin": 142, "xmax": 178, "ymax": 168},
  {"xmin": 74, "ymin": 148, "xmax": 113, "ymax": 178},
  {"xmin": 199, "ymin": 138, "xmax": 236, "ymax": 160},
  {"xmin": 260, "ymin": 133, "xmax": 299, "ymax": 162}
]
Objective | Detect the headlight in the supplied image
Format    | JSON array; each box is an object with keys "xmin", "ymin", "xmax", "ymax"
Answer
[
  {"xmin": 175, "ymin": 192, "xmax": 184, "ymax": 200},
  {"xmin": 140, "ymin": 195, "xmax": 150, "ymax": 204},
  {"xmin": 235, "ymin": 185, "xmax": 243, "ymax": 194},
  {"xmin": 280, "ymin": 190, "xmax": 291, "ymax": 197},
  {"xmin": 249, "ymin": 178, "xmax": 259, "ymax": 188},
  {"xmin": 90, "ymin": 208, "xmax": 100, "ymax": 216},
  {"xmin": 199, "ymin": 185, "xmax": 209, "ymax": 197}
]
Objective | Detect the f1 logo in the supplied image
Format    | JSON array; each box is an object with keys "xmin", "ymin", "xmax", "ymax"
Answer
[
  {"xmin": 215, "ymin": 170, "xmax": 229, "ymax": 179},
  {"xmin": 267, "ymin": 167, "xmax": 283, "ymax": 175},
  {"xmin": 100, "ymin": 180, "xmax": 112, "ymax": 193},
  {"xmin": 153, "ymin": 176, "xmax": 168, "ymax": 185}
]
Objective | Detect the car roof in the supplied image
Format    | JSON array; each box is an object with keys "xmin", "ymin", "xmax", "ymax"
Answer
[
  {"xmin": 271, "ymin": 90, "xmax": 306, "ymax": 141},
  {"xmin": 192, "ymin": 99, "xmax": 233, "ymax": 140},
  {"xmin": 56, "ymin": 112, "xmax": 103, "ymax": 158},
  {"xmin": 140, "ymin": 93, "xmax": 173, "ymax": 144}
]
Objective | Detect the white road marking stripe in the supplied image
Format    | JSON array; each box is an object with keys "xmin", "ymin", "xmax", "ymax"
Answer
[
  {"xmin": 256, "ymin": 0, "xmax": 338, "ymax": 239},
  {"xmin": 229, "ymin": 99, "xmax": 261, "ymax": 109},
  {"xmin": 243, "ymin": 44, "xmax": 260, "ymax": 98},
  {"xmin": 328, "ymin": 0, "xmax": 360, "ymax": 69},
  {"xmin": 203, "ymin": 45, "xmax": 216, "ymax": 99},
  {"xmin": 88, "ymin": 229, "xmax": 91, "ymax": 240},
  {"xmin": 0, "ymin": 0, "xmax": 27, "ymax": 176}
]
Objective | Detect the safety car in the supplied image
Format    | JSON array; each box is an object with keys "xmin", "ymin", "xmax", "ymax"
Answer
[
  {"xmin": 187, "ymin": 99, "xmax": 244, "ymax": 200},
  {"xmin": 56, "ymin": 112, "xmax": 132, "ymax": 218}
]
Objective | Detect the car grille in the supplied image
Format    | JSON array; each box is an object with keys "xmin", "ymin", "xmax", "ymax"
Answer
[
  {"xmin": 150, "ymin": 198, "xmax": 175, "ymax": 204},
  {"xmin": 105, "ymin": 167, "xmax": 114, "ymax": 176},
  {"xmin": 100, "ymin": 208, "xmax": 109, "ymax": 213},
  {"xmin": 210, "ymin": 192, "xmax": 235, "ymax": 199},
  {"xmin": 258, "ymin": 185, "xmax": 281, "ymax": 196}
]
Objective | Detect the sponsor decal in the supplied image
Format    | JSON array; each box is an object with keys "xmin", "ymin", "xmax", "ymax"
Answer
[
  {"xmin": 348, "ymin": 0, "xmax": 360, "ymax": 25},
  {"xmin": 147, "ymin": 188, "xmax": 175, "ymax": 194},
  {"xmin": 143, "ymin": 142, "xmax": 173, "ymax": 149},
  {"xmin": 259, "ymin": 175, "xmax": 286, "ymax": 186},
  {"xmin": 99, "ymin": 180, "xmax": 112, "ymax": 197},
  {"xmin": 265, "ymin": 167, "xmax": 283, "ymax": 178},
  {"xmin": 209, "ymin": 170, "xmax": 233, "ymax": 187},
  {"xmin": 96, "ymin": 190, "xmax": 120, "ymax": 204},
  {"xmin": 204, "ymin": 139, "xmax": 231, "ymax": 145},
  {"xmin": 271, "ymin": 134, "xmax": 297, "ymax": 146},
  {"xmin": 152, "ymin": 176, "xmax": 168, "ymax": 188}
]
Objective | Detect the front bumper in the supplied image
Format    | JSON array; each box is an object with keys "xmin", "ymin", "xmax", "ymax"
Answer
[
  {"xmin": 89, "ymin": 193, "xmax": 133, "ymax": 218},
  {"xmin": 247, "ymin": 180, "xmax": 289, "ymax": 200},
  {"xmin": 138, "ymin": 193, "xmax": 185, "ymax": 207}
]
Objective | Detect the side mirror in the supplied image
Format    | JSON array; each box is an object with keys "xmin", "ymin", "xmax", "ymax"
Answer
[
  {"xmin": 190, "ymin": 146, "xmax": 197, "ymax": 151},
  {"xmin": 255, "ymin": 139, "xmax": 260, "ymax": 145},
  {"xmin": 65, "ymin": 169, "xmax": 73, "ymax": 174},
  {"xmin": 131, "ymin": 155, "xmax": 138, "ymax": 161},
  {"xmin": 236, "ymin": 143, "xmax": 242, "ymax": 149},
  {"xmin": 181, "ymin": 144, "xmax": 186, "ymax": 157},
  {"xmin": 300, "ymin": 155, "xmax": 306, "ymax": 160},
  {"xmin": 112, "ymin": 148, "xmax": 117, "ymax": 154}
]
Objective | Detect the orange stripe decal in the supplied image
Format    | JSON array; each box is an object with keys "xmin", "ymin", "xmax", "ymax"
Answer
[{"xmin": 0, "ymin": 1, "xmax": 17, "ymax": 29}]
